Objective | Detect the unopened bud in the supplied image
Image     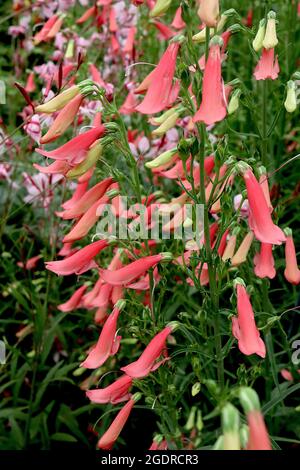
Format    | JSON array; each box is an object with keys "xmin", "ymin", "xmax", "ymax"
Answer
[
  {"xmin": 284, "ymin": 81, "xmax": 297, "ymax": 113},
  {"xmin": 252, "ymin": 19, "xmax": 266, "ymax": 52},
  {"xmin": 262, "ymin": 11, "xmax": 278, "ymax": 50}
]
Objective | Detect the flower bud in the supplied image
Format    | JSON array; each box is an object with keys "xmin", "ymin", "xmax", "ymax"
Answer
[
  {"xmin": 222, "ymin": 403, "xmax": 241, "ymax": 450},
  {"xmin": 185, "ymin": 406, "xmax": 197, "ymax": 431},
  {"xmin": 252, "ymin": 19, "xmax": 266, "ymax": 52},
  {"xmin": 228, "ymin": 89, "xmax": 241, "ymax": 114},
  {"xmin": 262, "ymin": 11, "xmax": 278, "ymax": 50},
  {"xmin": 66, "ymin": 140, "xmax": 103, "ymax": 179},
  {"xmin": 152, "ymin": 109, "xmax": 181, "ymax": 137},
  {"xmin": 149, "ymin": 0, "xmax": 172, "ymax": 18},
  {"xmin": 35, "ymin": 85, "xmax": 80, "ymax": 114},
  {"xmin": 198, "ymin": 0, "xmax": 220, "ymax": 28},
  {"xmin": 145, "ymin": 147, "xmax": 177, "ymax": 169},
  {"xmin": 239, "ymin": 387, "xmax": 261, "ymax": 413},
  {"xmin": 284, "ymin": 80, "xmax": 297, "ymax": 113}
]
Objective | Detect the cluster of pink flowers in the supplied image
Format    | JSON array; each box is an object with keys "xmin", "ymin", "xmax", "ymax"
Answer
[{"xmin": 9, "ymin": 0, "xmax": 300, "ymax": 450}]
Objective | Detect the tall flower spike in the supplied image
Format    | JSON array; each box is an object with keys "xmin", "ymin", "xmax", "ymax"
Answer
[
  {"xmin": 284, "ymin": 228, "xmax": 300, "ymax": 285},
  {"xmin": 97, "ymin": 393, "xmax": 141, "ymax": 450},
  {"xmin": 193, "ymin": 36, "xmax": 227, "ymax": 126},
  {"xmin": 121, "ymin": 323, "xmax": 177, "ymax": 378},
  {"xmin": 231, "ymin": 280, "xmax": 266, "ymax": 358},
  {"xmin": 240, "ymin": 165, "xmax": 285, "ymax": 245},
  {"xmin": 80, "ymin": 300, "xmax": 126, "ymax": 369},
  {"xmin": 135, "ymin": 41, "xmax": 180, "ymax": 115},
  {"xmin": 239, "ymin": 387, "xmax": 272, "ymax": 450}
]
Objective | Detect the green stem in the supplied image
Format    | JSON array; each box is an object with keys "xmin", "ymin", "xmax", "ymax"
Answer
[
  {"xmin": 197, "ymin": 122, "xmax": 224, "ymax": 390},
  {"xmin": 261, "ymin": 79, "xmax": 268, "ymax": 168}
]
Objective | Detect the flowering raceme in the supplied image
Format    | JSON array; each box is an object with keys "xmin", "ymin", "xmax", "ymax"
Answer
[{"xmin": 8, "ymin": 0, "xmax": 299, "ymax": 452}]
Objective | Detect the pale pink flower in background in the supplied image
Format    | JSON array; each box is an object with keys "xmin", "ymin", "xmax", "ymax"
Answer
[
  {"xmin": 24, "ymin": 114, "xmax": 41, "ymax": 143},
  {"xmin": 23, "ymin": 172, "xmax": 62, "ymax": 209},
  {"xmin": 234, "ymin": 194, "xmax": 249, "ymax": 218}
]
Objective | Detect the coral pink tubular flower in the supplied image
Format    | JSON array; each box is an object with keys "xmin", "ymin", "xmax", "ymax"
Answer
[
  {"xmin": 76, "ymin": 5, "xmax": 97, "ymax": 24},
  {"xmin": 259, "ymin": 173, "xmax": 273, "ymax": 212},
  {"xmin": 81, "ymin": 301, "xmax": 125, "ymax": 369},
  {"xmin": 193, "ymin": 37, "xmax": 227, "ymax": 126},
  {"xmin": 153, "ymin": 21, "xmax": 176, "ymax": 40},
  {"xmin": 97, "ymin": 396, "xmax": 136, "ymax": 450},
  {"xmin": 46, "ymin": 16, "xmax": 64, "ymax": 40},
  {"xmin": 242, "ymin": 167, "xmax": 286, "ymax": 245},
  {"xmin": 121, "ymin": 325, "xmax": 175, "ymax": 378},
  {"xmin": 284, "ymin": 230, "xmax": 300, "ymax": 285},
  {"xmin": 58, "ymin": 284, "xmax": 87, "ymax": 312},
  {"xmin": 91, "ymin": 282, "xmax": 113, "ymax": 308},
  {"xmin": 232, "ymin": 283, "xmax": 266, "ymax": 358},
  {"xmin": 25, "ymin": 72, "xmax": 35, "ymax": 93},
  {"xmin": 40, "ymin": 94, "xmax": 84, "ymax": 144},
  {"xmin": 62, "ymin": 180, "xmax": 89, "ymax": 210},
  {"xmin": 254, "ymin": 243, "xmax": 276, "ymax": 279},
  {"xmin": 89, "ymin": 64, "xmax": 106, "ymax": 88},
  {"xmin": 62, "ymin": 195, "xmax": 109, "ymax": 243},
  {"xmin": 33, "ymin": 15, "xmax": 59, "ymax": 45},
  {"xmin": 135, "ymin": 42, "xmax": 180, "ymax": 115},
  {"xmin": 58, "ymin": 243, "xmax": 77, "ymax": 257},
  {"xmin": 149, "ymin": 439, "xmax": 168, "ymax": 450},
  {"xmin": 82, "ymin": 277, "xmax": 103, "ymax": 308},
  {"xmin": 17, "ymin": 254, "xmax": 42, "ymax": 270},
  {"xmin": 247, "ymin": 410, "xmax": 272, "ymax": 450},
  {"xmin": 45, "ymin": 239, "xmax": 107, "ymax": 276},
  {"xmin": 172, "ymin": 6, "xmax": 186, "ymax": 29},
  {"xmin": 99, "ymin": 253, "xmax": 171, "ymax": 286},
  {"xmin": 57, "ymin": 177, "xmax": 113, "ymax": 219},
  {"xmin": 254, "ymin": 48, "xmax": 280, "ymax": 80},
  {"xmin": 86, "ymin": 374, "xmax": 133, "ymax": 404},
  {"xmin": 36, "ymin": 126, "xmax": 105, "ymax": 163},
  {"xmin": 33, "ymin": 160, "xmax": 70, "ymax": 175},
  {"xmin": 123, "ymin": 26, "xmax": 136, "ymax": 56},
  {"xmin": 119, "ymin": 91, "xmax": 138, "ymax": 115},
  {"xmin": 111, "ymin": 285, "xmax": 124, "ymax": 306}
]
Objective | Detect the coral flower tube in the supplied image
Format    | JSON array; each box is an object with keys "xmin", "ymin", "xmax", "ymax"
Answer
[
  {"xmin": 99, "ymin": 253, "xmax": 172, "ymax": 286},
  {"xmin": 121, "ymin": 323, "xmax": 177, "ymax": 378},
  {"xmin": 232, "ymin": 280, "xmax": 266, "ymax": 358},
  {"xmin": 80, "ymin": 300, "xmax": 126, "ymax": 369},
  {"xmin": 86, "ymin": 375, "xmax": 132, "ymax": 404},
  {"xmin": 97, "ymin": 393, "xmax": 141, "ymax": 450}
]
